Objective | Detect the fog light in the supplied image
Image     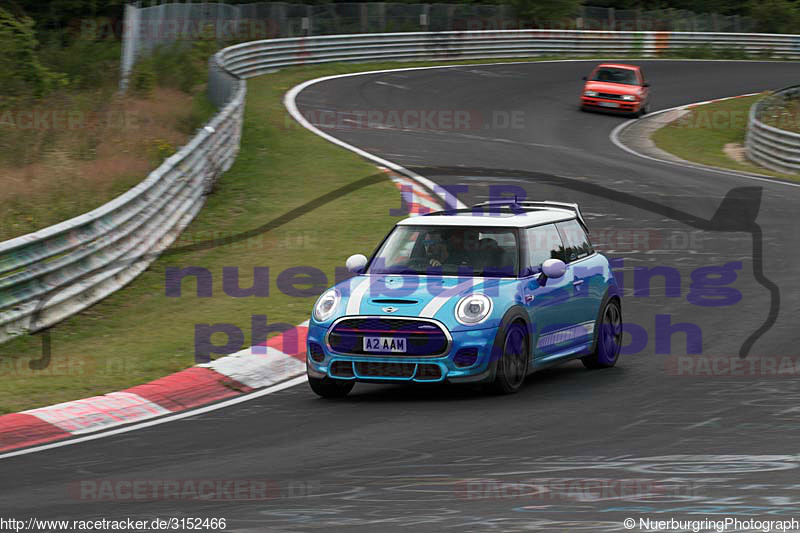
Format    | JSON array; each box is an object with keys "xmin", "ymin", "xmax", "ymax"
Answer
[
  {"xmin": 454, "ymin": 347, "xmax": 479, "ymax": 367},
  {"xmin": 308, "ymin": 342, "xmax": 325, "ymax": 363}
]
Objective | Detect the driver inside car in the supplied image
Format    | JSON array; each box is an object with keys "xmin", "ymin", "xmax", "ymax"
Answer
[
  {"xmin": 422, "ymin": 231, "xmax": 448, "ymax": 267},
  {"xmin": 423, "ymin": 230, "xmax": 471, "ymax": 268}
]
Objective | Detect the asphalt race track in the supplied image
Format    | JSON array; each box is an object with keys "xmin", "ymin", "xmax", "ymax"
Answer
[{"xmin": 4, "ymin": 60, "xmax": 800, "ymax": 532}]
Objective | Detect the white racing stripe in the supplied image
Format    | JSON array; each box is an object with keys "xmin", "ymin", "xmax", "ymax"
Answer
[
  {"xmin": 345, "ymin": 276, "xmax": 372, "ymax": 315},
  {"xmin": 419, "ymin": 278, "xmax": 485, "ymax": 318}
]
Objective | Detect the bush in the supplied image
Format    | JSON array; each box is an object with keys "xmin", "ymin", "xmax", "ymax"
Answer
[
  {"xmin": 665, "ymin": 44, "xmax": 715, "ymax": 59},
  {"xmin": 0, "ymin": 8, "xmax": 66, "ymax": 107},
  {"xmin": 39, "ymin": 33, "xmax": 121, "ymax": 91},
  {"xmin": 511, "ymin": 0, "xmax": 582, "ymax": 20},
  {"xmin": 748, "ymin": 0, "xmax": 800, "ymax": 33},
  {"xmin": 714, "ymin": 46, "xmax": 750, "ymax": 59},
  {"xmin": 130, "ymin": 58, "xmax": 157, "ymax": 98},
  {"xmin": 177, "ymin": 93, "xmax": 217, "ymax": 135},
  {"xmin": 129, "ymin": 40, "xmax": 217, "ymax": 97}
]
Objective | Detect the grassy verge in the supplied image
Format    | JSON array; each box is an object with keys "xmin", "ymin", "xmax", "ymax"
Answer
[
  {"xmin": 650, "ymin": 94, "xmax": 799, "ymax": 181},
  {"xmin": 758, "ymin": 94, "xmax": 800, "ymax": 134},
  {"xmin": 0, "ymin": 43, "xmax": 217, "ymax": 242}
]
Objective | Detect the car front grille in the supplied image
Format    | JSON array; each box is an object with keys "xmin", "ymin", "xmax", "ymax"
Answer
[
  {"xmin": 354, "ymin": 361, "xmax": 416, "ymax": 378},
  {"xmin": 328, "ymin": 317, "xmax": 449, "ymax": 356},
  {"xmin": 598, "ymin": 92, "xmax": 623, "ymax": 99}
]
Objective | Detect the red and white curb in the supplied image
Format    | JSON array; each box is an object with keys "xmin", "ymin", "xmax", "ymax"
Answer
[
  {"xmin": 0, "ymin": 322, "xmax": 310, "ymax": 453},
  {"xmin": 683, "ymin": 93, "xmax": 759, "ymax": 109},
  {"xmin": 383, "ymin": 167, "xmax": 444, "ymax": 215}
]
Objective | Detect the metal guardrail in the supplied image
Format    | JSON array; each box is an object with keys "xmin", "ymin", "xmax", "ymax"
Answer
[
  {"xmin": 219, "ymin": 31, "xmax": 800, "ymax": 79},
  {"xmin": 746, "ymin": 85, "xmax": 800, "ymax": 174},
  {"xmin": 0, "ymin": 54, "xmax": 245, "ymax": 344},
  {"xmin": 118, "ymin": 2, "xmax": 760, "ymax": 90},
  {"xmin": 3, "ymin": 29, "xmax": 800, "ymax": 343}
]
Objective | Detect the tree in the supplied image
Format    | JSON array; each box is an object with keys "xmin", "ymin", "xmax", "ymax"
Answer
[
  {"xmin": 511, "ymin": 0, "xmax": 583, "ymax": 23},
  {"xmin": 748, "ymin": 0, "xmax": 800, "ymax": 32},
  {"xmin": 0, "ymin": 7, "xmax": 66, "ymax": 106}
]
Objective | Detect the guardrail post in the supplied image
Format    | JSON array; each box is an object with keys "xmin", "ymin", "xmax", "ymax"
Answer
[
  {"xmin": 119, "ymin": 3, "xmax": 141, "ymax": 92},
  {"xmin": 378, "ymin": 3, "xmax": 386, "ymax": 32},
  {"xmin": 360, "ymin": 3, "xmax": 368, "ymax": 33}
]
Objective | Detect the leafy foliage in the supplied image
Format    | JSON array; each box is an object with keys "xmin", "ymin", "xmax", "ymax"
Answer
[
  {"xmin": 0, "ymin": 8, "xmax": 66, "ymax": 107},
  {"xmin": 510, "ymin": 0, "xmax": 583, "ymax": 21},
  {"xmin": 747, "ymin": 0, "xmax": 800, "ymax": 33}
]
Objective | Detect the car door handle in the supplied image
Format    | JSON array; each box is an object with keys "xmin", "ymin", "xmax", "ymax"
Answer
[{"xmin": 573, "ymin": 279, "xmax": 584, "ymax": 286}]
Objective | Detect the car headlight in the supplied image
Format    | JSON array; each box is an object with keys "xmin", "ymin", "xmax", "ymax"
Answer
[
  {"xmin": 621, "ymin": 94, "xmax": 636, "ymax": 101},
  {"xmin": 313, "ymin": 288, "xmax": 340, "ymax": 322},
  {"xmin": 455, "ymin": 294, "xmax": 493, "ymax": 325},
  {"xmin": 584, "ymin": 90, "xmax": 598, "ymax": 97}
]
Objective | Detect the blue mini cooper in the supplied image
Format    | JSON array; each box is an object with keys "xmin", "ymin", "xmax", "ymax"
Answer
[{"xmin": 306, "ymin": 201, "xmax": 622, "ymax": 397}]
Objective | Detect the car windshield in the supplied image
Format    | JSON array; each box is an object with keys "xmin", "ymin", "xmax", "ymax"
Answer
[
  {"xmin": 368, "ymin": 225, "xmax": 519, "ymax": 277},
  {"xmin": 590, "ymin": 67, "xmax": 639, "ymax": 86}
]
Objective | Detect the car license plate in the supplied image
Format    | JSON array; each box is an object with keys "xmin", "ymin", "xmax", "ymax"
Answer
[
  {"xmin": 363, "ymin": 336, "xmax": 406, "ymax": 353},
  {"xmin": 598, "ymin": 101, "xmax": 620, "ymax": 108}
]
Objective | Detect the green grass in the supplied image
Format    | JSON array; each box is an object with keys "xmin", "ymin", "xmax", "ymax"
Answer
[
  {"xmin": 0, "ymin": 85, "xmax": 218, "ymax": 243},
  {"xmin": 651, "ymin": 94, "xmax": 800, "ymax": 181},
  {"xmin": 758, "ymin": 96, "xmax": 800, "ymax": 134}
]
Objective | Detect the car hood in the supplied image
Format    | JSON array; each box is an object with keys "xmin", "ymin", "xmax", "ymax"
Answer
[
  {"xmin": 329, "ymin": 274, "xmax": 521, "ymax": 330},
  {"xmin": 584, "ymin": 81, "xmax": 640, "ymax": 95}
]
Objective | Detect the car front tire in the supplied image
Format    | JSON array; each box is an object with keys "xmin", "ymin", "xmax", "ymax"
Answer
[
  {"xmin": 582, "ymin": 298, "xmax": 622, "ymax": 369},
  {"xmin": 308, "ymin": 375, "xmax": 355, "ymax": 398},
  {"xmin": 490, "ymin": 321, "xmax": 530, "ymax": 394}
]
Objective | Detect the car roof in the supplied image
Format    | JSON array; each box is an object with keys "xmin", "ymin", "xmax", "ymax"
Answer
[
  {"xmin": 396, "ymin": 205, "xmax": 578, "ymax": 229},
  {"xmin": 595, "ymin": 63, "xmax": 640, "ymax": 71}
]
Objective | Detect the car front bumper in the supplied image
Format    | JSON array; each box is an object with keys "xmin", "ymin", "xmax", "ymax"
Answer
[
  {"xmin": 306, "ymin": 322, "xmax": 499, "ymax": 384},
  {"xmin": 581, "ymin": 96, "xmax": 640, "ymax": 113}
]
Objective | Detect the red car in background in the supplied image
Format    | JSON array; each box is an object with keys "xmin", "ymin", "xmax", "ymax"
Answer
[{"xmin": 580, "ymin": 63, "xmax": 651, "ymax": 117}]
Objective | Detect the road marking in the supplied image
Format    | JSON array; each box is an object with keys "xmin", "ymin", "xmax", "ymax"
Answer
[
  {"xmin": 0, "ymin": 376, "xmax": 308, "ymax": 461},
  {"xmin": 684, "ymin": 417, "xmax": 722, "ymax": 430},
  {"xmin": 375, "ymin": 80, "xmax": 409, "ymax": 90}
]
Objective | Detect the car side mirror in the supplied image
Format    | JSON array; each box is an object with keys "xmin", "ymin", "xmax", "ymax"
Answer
[
  {"xmin": 643, "ymin": 82, "xmax": 650, "ymax": 87},
  {"xmin": 582, "ymin": 76, "xmax": 587, "ymax": 80},
  {"xmin": 346, "ymin": 254, "xmax": 368, "ymax": 273},
  {"xmin": 541, "ymin": 258, "xmax": 566, "ymax": 279}
]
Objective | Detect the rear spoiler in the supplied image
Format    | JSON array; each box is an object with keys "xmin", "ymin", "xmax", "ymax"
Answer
[{"xmin": 473, "ymin": 200, "xmax": 589, "ymax": 232}]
